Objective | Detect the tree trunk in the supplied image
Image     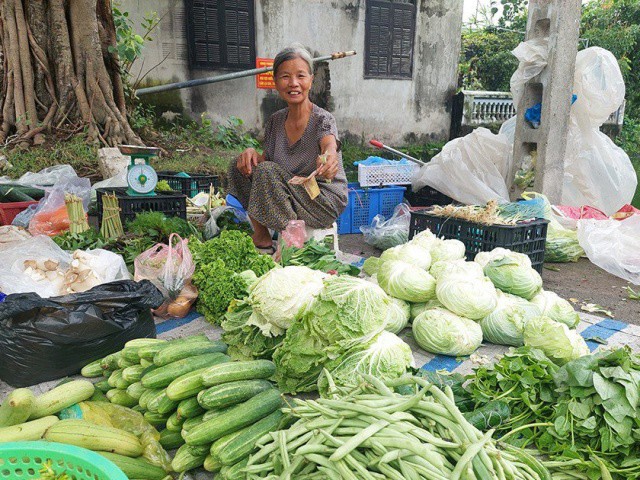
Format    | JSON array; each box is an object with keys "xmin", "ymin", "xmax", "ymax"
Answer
[{"xmin": 0, "ymin": 0, "xmax": 141, "ymax": 147}]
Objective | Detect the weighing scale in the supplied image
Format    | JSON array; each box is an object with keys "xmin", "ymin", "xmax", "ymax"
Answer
[{"xmin": 118, "ymin": 145, "xmax": 161, "ymax": 197}]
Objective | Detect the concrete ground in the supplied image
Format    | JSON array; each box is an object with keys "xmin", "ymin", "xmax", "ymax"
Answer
[{"xmin": 338, "ymin": 233, "xmax": 640, "ymax": 326}]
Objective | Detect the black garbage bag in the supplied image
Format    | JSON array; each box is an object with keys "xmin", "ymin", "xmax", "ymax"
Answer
[{"xmin": 0, "ymin": 280, "xmax": 164, "ymax": 387}]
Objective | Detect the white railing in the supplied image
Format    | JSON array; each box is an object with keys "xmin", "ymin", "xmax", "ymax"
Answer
[{"xmin": 461, "ymin": 90, "xmax": 624, "ymax": 127}]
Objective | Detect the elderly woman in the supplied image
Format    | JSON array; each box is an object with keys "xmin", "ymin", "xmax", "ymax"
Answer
[{"xmin": 227, "ymin": 45, "xmax": 348, "ymax": 253}]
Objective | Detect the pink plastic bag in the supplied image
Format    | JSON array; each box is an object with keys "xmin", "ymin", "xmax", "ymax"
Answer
[{"xmin": 134, "ymin": 234, "xmax": 197, "ymax": 318}]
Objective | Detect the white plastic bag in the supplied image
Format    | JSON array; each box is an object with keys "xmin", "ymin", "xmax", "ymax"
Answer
[
  {"xmin": 204, "ymin": 205, "xmax": 251, "ymax": 239},
  {"xmin": 561, "ymin": 48, "xmax": 636, "ymax": 214},
  {"xmin": 0, "ymin": 165, "xmax": 78, "ymax": 186},
  {"xmin": 510, "ymin": 38, "xmax": 549, "ymax": 109},
  {"xmin": 0, "ymin": 236, "xmax": 72, "ymax": 297},
  {"xmin": 577, "ymin": 216, "xmax": 640, "ymax": 285},
  {"xmin": 412, "ymin": 128, "xmax": 511, "ymax": 205},
  {"xmin": 360, "ymin": 203, "xmax": 411, "ymax": 250}
]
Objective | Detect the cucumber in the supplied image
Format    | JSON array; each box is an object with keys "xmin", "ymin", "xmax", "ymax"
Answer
[
  {"xmin": 108, "ymin": 369, "xmax": 124, "ymax": 388},
  {"xmin": 94, "ymin": 380, "xmax": 111, "ymax": 393},
  {"xmin": 201, "ymin": 360, "xmax": 276, "ymax": 387},
  {"xmin": 157, "ymin": 394, "xmax": 180, "ymax": 415},
  {"xmin": 114, "ymin": 374, "xmax": 132, "ymax": 390},
  {"xmin": 166, "ymin": 411, "xmax": 185, "ymax": 432},
  {"xmin": 201, "ymin": 405, "xmax": 235, "ymax": 423},
  {"xmin": 99, "ymin": 452, "xmax": 166, "ymax": 480},
  {"xmin": 197, "ymin": 380, "xmax": 273, "ymax": 410},
  {"xmin": 166, "ymin": 362, "xmax": 227, "ymax": 402},
  {"xmin": 145, "ymin": 389, "xmax": 169, "ymax": 413},
  {"xmin": 211, "ymin": 410, "xmax": 284, "ymax": 466},
  {"xmin": 154, "ymin": 340, "xmax": 228, "ymax": 367},
  {"xmin": 141, "ymin": 353, "xmax": 229, "ymax": 389},
  {"xmin": 81, "ymin": 359, "xmax": 104, "ymax": 378},
  {"xmin": 177, "ymin": 397, "xmax": 204, "ymax": 419},
  {"xmin": 117, "ymin": 355, "xmax": 137, "ymax": 369},
  {"xmin": 101, "ymin": 352, "xmax": 121, "ymax": 372},
  {"xmin": 124, "ymin": 338, "xmax": 164, "ymax": 349},
  {"xmin": 0, "ymin": 184, "xmax": 44, "ymax": 200},
  {"xmin": 144, "ymin": 410, "xmax": 171, "ymax": 428},
  {"xmin": 29, "ymin": 380, "xmax": 95, "ymax": 419},
  {"xmin": 0, "ymin": 389, "xmax": 35, "ymax": 427},
  {"xmin": 139, "ymin": 358, "xmax": 154, "ymax": 368},
  {"xmin": 138, "ymin": 334, "xmax": 209, "ymax": 361},
  {"xmin": 89, "ymin": 389, "xmax": 109, "ymax": 402},
  {"xmin": 219, "ymin": 458, "xmax": 249, "ymax": 480},
  {"xmin": 0, "ymin": 416, "xmax": 59, "ymax": 442},
  {"xmin": 122, "ymin": 365, "xmax": 145, "ymax": 384},
  {"xmin": 159, "ymin": 428, "xmax": 185, "ymax": 449},
  {"xmin": 203, "ymin": 454, "xmax": 222, "ymax": 473},
  {"xmin": 0, "ymin": 185, "xmax": 34, "ymax": 202},
  {"xmin": 106, "ymin": 389, "xmax": 138, "ymax": 408},
  {"xmin": 184, "ymin": 389, "xmax": 282, "ymax": 446},
  {"xmin": 126, "ymin": 382, "xmax": 145, "ymax": 401},
  {"xmin": 181, "ymin": 414, "xmax": 204, "ymax": 432},
  {"xmin": 171, "ymin": 444, "xmax": 209, "ymax": 473},
  {"xmin": 139, "ymin": 388, "xmax": 162, "ymax": 410}
]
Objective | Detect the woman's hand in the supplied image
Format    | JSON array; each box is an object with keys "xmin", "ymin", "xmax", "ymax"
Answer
[
  {"xmin": 316, "ymin": 152, "xmax": 339, "ymax": 181},
  {"xmin": 237, "ymin": 148, "xmax": 263, "ymax": 176}
]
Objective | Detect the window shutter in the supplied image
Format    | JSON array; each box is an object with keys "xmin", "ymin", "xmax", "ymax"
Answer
[
  {"xmin": 224, "ymin": 0, "xmax": 253, "ymax": 68},
  {"xmin": 190, "ymin": 0, "xmax": 221, "ymax": 66},
  {"xmin": 365, "ymin": 0, "xmax": 416, "ymax": 79}
]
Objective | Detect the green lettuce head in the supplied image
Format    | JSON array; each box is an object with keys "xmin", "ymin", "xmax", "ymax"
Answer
[
  {"xmin": 409, "ymin": 229, "xmax": 438, "ymax": 250},
  {"xmin": 523, "ymin": 315, "xmax": 589, "ymax": 365},
  {"xmin": 377, "ymin": 260, "xmax": 437, "ymax": 303},
  {"xmin": 247, "ymin": 266, "xmax": 327, "ymax": 337},
  {"xmin": 384, "ymin": 297, "xmax": 411, "ymax": 334},
  {"xmin": 380, "ymin": 243, "xmax": 432, "ymax": 270},
  {"xmin": 479, "ymin": 292, "xmax": 541, "ymax": 346},
  {"xmin": 479, "ymin": 250, "xmax": 543, "ymax": 300},
  {"xmin": 530, "ymin": 290, "xmax": 580, "ymax": 328},
  {"xmin": 318, "ymin": 331, "xmax": 414, "ymax": 396},
  {"xmin": 412, "ymin": 307, "xmax": 483, "ymax": 356},
  {"xmin": 409, "ymin": 298, "xmax": 444, "ymax": 321},
  {"xmin": 430, "ymin": 239, "xmax": 466, "ymax": 263},
  {"xmin": 436, "ymin": 275, "xmax": 498, "ymax": 320},
  {"xmin": 429, "ymin": 259, "xmax": 485, "ymax": 281}
]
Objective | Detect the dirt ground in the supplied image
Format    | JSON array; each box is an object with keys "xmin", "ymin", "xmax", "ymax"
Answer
[{"xmin": 338, "ymin": 234, "xmax": 640, "ymax": 326}]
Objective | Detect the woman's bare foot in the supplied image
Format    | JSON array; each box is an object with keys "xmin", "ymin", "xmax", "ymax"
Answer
[{"xmin": 250, "ymin": 216, "xmax": 273, "ymax": 248}]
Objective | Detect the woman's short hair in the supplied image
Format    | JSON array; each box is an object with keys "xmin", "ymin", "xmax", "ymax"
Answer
[{"xmin": 273, "ymin": 44, "xmax": 313, "ymax": 76}]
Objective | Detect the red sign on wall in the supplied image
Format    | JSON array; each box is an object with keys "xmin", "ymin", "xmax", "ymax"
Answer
[{"xmin": 256, "ymin": 58, "xmax": 275, "ymax": 89}]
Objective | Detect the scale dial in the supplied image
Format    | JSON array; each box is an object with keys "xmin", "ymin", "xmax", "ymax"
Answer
[{"xmin": 127, "ymin": 164, "xmax": 158, "ymax": 194}]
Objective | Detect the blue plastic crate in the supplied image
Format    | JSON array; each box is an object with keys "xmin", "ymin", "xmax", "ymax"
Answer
[{"xmin": 337, "ymin": 183, "xmax": 406, "ymax": 234}]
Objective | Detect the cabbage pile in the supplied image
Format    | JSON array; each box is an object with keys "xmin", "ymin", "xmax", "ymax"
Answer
[
  {"xmin": 364, "ymin": 230, "xmax": 585, "ymax": 363},
  {"xmin": 273, "ymin": 275, "xmax": 393, "ymax": 393}
]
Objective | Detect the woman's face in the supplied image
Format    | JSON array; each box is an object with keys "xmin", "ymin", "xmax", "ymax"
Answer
[{"xmin": 275, "ymin": 58, "xmax": 313, "ymax": 105}]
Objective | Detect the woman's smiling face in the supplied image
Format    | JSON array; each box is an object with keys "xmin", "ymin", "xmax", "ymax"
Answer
[{"xmin": 274, "ymin": 57, "xmax": 313, "ymax": 105}]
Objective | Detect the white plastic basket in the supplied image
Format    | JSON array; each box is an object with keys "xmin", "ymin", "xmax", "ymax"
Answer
[{"xmin": 357, "ymin": 163, "xmax": 420, "ymax": 187}]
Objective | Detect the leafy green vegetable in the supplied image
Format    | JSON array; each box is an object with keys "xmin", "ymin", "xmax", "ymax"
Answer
[
  {"xmin": 523, "ymin": 316, "xmax": 589, "ymax": 365},
  {"xmin": 53, "ymin": 229, "xmax": 109, "ymax": 251},
  {"xmin": 544, "ymin": 224, "xmax": 584, "ymax": 263},
  {"xmin": 429, "ymin": 259, "xmax": 484, "ymax": 281},
  {"xmin": 215, "ymin": 209, "xmax": 253, "ymax": 234},
  {"xmin": 377, "ymin": 259, "xmax": 437, "ymax": 302},
  {"xmin": 192, "ymin": 259, "xmax": 249, "ymax": 323},
  {"xmin": 436, "ymin": 274, "xmax": 498, "ymax": 320},
  {"xmin": 317, "ymin": 331, "xmax": 414, "ymax": 396},
  {"xmin": 280, "ymin": 238, "xmax": 360, "ymax": 276},
  {"xmin": 126, "ymin": 211, "xmax": 198, "ymax": 242},
  {"xmin": 384, "ymin": 297, "xmax": 410, "ymax": 334},
  {"xmin": 429, "ymin": 238, "xmax": 466, "ymax": 263},
  {"xmin": 480, "ymin": 249, "xmax": 543, "ymax": 300},
  {"xmin": 479, "ymin": 292, "xmax": 541, "ymax": 346},
  {"xmin": 362, "ymin": 256, "xmax": 380, "ymax": 276},
  {"xmin": 463, "ymin": 400, "xmax": 511, "ymax": 430},
  {"xmin": 531, "ymin": 290, "xmax": 580, "ymax": 328},
  {"xmin": 273, "ymin": 275, "xmax": 389, "ymax": 393},
  {"xmin": 379, "ymin": 243, "xmax": 432, "ymax": 270},
  {"xmin": 412, "ymin": 307, "xmax": 483, "ymax": 356}
]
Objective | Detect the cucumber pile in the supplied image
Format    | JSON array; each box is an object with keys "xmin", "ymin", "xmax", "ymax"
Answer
[
  {"xmin": 0, "ymin": 184, "xmax": 45, "ymax": 202},
  {"xmin": 82, "ymin": 334, "xmax": 285, "ymax": 477}
]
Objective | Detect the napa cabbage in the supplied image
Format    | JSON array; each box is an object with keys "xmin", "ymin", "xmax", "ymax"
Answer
[
  {"xmin": 479, "ymin": 292, "xmax": 541, "ymax": 346},
  {"xmin": 384, "ymin": 297, "xmax": 411, "ymax": 334},
  {"xmin": 480, "ymin": 250, "xmax": 543, "ymax": 300},
  {"xmin": 412, "ymin": 308, "xmax": 482, "ymax": 356},
  {"xmin": 379, "ymin": 243, "xmax": 432, "ymax": 270},
  {"xmin": 377, "ymin": 260, "xmax": 437, "ymax": 302},
  {"xmin": 523, "ymin": 315, "xmax": 589, "ymax": 365},
  {"xmin": 530, "ymin": 290, "xmax": 580, "ymax": 328},
  {"xmin": 436, "ymin": 275, "xmax": 498, "ymax": 320}
]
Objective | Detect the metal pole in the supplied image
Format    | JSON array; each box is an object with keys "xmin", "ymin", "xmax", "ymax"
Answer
[{"xmin": 135, "ymin": 50, "xmax": 357, "ymax": 96}]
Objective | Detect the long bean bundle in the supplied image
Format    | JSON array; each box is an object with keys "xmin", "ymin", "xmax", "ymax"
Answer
[{"xmin": 246, "ymin": 374, "xmax": 580, "ymax": 479}]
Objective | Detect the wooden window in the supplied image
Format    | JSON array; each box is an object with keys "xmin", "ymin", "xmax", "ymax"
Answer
[
  {"xmin": 365, "ymin": 0, "xmax": 417, "ymax": 79},
  {"xmin": 186, "ymin": 0, "xmax": 256, "ymax": 69}
]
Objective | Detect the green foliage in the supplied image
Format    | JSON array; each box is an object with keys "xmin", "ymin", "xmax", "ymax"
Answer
[
  {"xmin": 192, "ymin": 259, "xmax": 249, "ymax": 325},
  {"xmin": 212, "ymin": 116, "xmax": 260, "ymax": 150},
  {"xmin": 53, "ymin": 229, "xmax": 109, "ymax": 251},
  {"xmin": 126, "ymin": 211, "xmax": 197, "ymax": 242},
  {"xmin": 111, "ymin": 5, "xmax": 159, "ymax": 80}
]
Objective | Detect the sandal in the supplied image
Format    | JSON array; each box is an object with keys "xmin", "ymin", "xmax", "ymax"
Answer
[{"xmin": 255, "ymin": 244, "xmax": 276, "ymax": 255}]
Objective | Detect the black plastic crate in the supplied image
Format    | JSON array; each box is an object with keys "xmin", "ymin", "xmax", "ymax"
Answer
[
  {"xmin": 96, "ymin": 187, "xmax": 187, "ymax": 225},
  {"xmin": 404, "ymin": 186, "xmax": 454, "ymax": 207},
  {"xmin": 409, "ymin": 209, "xmax": 549, "ymax": 273},
  {"xmin": 157, "ymin": 171, "xmax": 220, "ymax": 198}
]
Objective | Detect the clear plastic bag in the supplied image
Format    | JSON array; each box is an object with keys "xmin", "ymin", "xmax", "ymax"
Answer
[
  {"xmin": 411, "ymin": 128, "xmax": 511, "ymax": 205},
  {"xmin": 134, "ymin": 233, "xmax": 197, "ymax": 318},
  {"xmin": 577, "ymin": 215, "xmax": 640, "ymax": 285},
  {"xmin": 28, "ymin": 176, "xmax": 91, "ymax": 236},
  {"xmin": 360, "ymin": 203, "xmax": 411, "ymax": 250},
  {"xmin": 510, "ymin": 38, "xmax": 549, "ymax": 109},
  {"xmin": 204, "ymin": 205, "xmax": 252, "ymax": 239},
  {"xmin": 0, "ymin": 164, "xmax": 78, "ymax": 187}
]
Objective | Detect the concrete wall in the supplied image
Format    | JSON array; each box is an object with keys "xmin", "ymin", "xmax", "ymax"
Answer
[{"xmin": 123, "ymin": 0, "xmax": 463, "ymax": 144}]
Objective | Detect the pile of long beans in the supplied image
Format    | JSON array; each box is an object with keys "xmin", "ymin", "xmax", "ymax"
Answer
[{"xmin": 245, "ymin": 375, "xmax": 581, "ymax": 480}]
